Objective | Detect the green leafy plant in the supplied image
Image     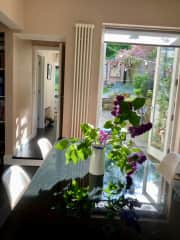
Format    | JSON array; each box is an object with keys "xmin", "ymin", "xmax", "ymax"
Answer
[
  {"xmin": 55, "ymin": 94, "xmax": 152, "ymax": 221},
  {"xmin": 55, "ymin": 94, "xmax": 152, "ymax": 175},
  {"xmin": 55, "ymin": 123, "xmax": 99, "ymax": 164},
  {"xmin": 62, "ymin": 179, "xmax": 94, "ymax": 217}
]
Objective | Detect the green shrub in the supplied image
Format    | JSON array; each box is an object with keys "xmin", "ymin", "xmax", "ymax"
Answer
[
  {"xmin": 133, "ymin": 74, "xmax": 149, "ymax": 89},
  {"xmin": 103, "ymin": 87, "xmax": 110, "ymax": 94},
  {"xmin": 133, "ymin": 74, "xmax": 153, "ymax": 97},
  {"xmin": 134, "ymin": 88, "xmax": 142, "ymax": 96}
]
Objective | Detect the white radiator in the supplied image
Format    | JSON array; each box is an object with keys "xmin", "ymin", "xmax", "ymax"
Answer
[{"xmin": 71, "ymin": 23, "xmax": 94, "ymax": 137}]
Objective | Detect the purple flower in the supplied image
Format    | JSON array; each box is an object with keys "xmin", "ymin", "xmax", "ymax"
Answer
[
  {"xmin": 128, "ymin": 122, "xmax": 152, "ymax": 138},
  {"xmin": 137, "ymin": 152, "xmax": 147, "ymax": 164},
  {"xmin": 99, "ymin": 129, "xmax": 110, "ymax": 145},
  {"xmin": 116, "ymin": 95, "xmax": 124, "ymax": 102},
  {"xmin": 127, "ymin": 161, "xmax": 137, "ymax": 175},
  {"xmin": 127, "ymin": 153, "xmax": 139, "ymax": 162},
  {"xmin": 111, "ymin": 110, "xmax": 117, "ymax": 116},
  {"xmin": 126, "ymin": 175, "xmax": 133, "ymax": 189},
  {"xmin": 126, "ymin": 152, "xmax": 147, "ymax": 176},
  {"xmin": 114, "ymin": 100, "xmax": 119, "ymax": 105},
  {"xmin": 127, "ymin": 152, "xmax": 147, "ymax": 165},
  {"xmin": 111, "ymin": 95, "xmax": 124, "ymax": 117},
  {"xmin": 113, "ymin": 106, "xmax": 119, "ymax": 111},
  {"xmin": 111, "ymin": 106, "xmax": 121, "ymax": 117}
]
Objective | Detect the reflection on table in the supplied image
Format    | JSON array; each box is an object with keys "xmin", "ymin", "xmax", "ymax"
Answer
[{"xmin": 1, "ymin": 148, "xmax": 180, "ymax": 240}]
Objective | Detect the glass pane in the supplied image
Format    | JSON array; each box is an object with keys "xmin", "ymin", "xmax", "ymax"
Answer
[
  {"xmin": 145, "ymin": 161, "xmax": 161, "ymax": 203},
  {"xmin": 150, "ymin": 47, "xmax": 175, "ymax": 151}
]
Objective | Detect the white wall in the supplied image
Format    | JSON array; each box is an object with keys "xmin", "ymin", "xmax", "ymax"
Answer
[
  {"xmin": 37, "ymin": 50, "xmax": 58, "ymax": 120},
  {"xmin": 2, "ymin": 0, "xmax": 180, "ymax": 154},
  {"xmin": 13, "ymin": 36, "xmax": 33, "ymax": 149},
  {"xmin": 0, "ymin": 0, "xmax": 24, "ymax": 29},
  {"xmin": 23, "ymin": 0, "xmax": 180, "ymax": 138}
]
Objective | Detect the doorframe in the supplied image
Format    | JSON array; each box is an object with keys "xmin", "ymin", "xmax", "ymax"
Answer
[
  {"xmin": 96, "ymin": 28, "xmax": 106, "ymax": 127},
  {"xmin": 32, "ymin": 45, "xmax": 60, "ymax": 139},
  {"xmin": 4, "ymin": 44, "xmax": 64, "ymax": 166},
  {"xmin": 99, "ymin": 25, "xmax": 180, "ymax": 158},
  {"xmin": 57, "ymin": 43, "xmax": 65, "ymax": 139}
]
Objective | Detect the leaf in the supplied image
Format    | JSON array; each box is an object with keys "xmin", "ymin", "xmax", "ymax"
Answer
[
  {"xmin": 104, "ymin": 120, "xmax": 113, "ymax": 129},
  {"xmin": 54, "ymin": 139, "xmax": 69, "ymax": 150},
  {"xmin": 120, "ymin": 101, "xmax": 131, "ymax": 113},
  {"xmin": 81, "ymin": 123, "xmax": 93, "ymax": 134},
  {"xmin": 71, "ymin": 150, "xmax": 79, "ymax": 164},
  {"xmin": 126, "ymin": 165, "xmax": 133, "ymax": 175},
  {"xmin": 69, "ymin": 138, "xmax": 79, "ymax": 143},
  {"xmin": 119, "ymin": 113, "xmax": 129, "ymax": 122},
  {"xmin": 131, "ymin": 147, "xmax": 141, "ymax": 152},
  {"xmin": 129, "ymin": 112, "xmax": 140, "ymax": 126},
  {"xmin": 131, "ymin": 97, "xmax": 145, "ymax": 110},
  {"xmin": 72, "ymin": 179, "xmax": 77, "ymax": 186},
  {"xmin": 77, "ymin": 149, "xmax": 85, "ymax": 160},
  {"xmin": 65, "ymin": 151, "xmax": 71, "ymax": 164},
  {"xmin": 120, "ymin": 132, "xmax": 126, "ymax": 141}
]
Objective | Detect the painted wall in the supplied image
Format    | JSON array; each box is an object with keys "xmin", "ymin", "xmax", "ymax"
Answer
[
  {"xmin": 24, "ymin": 0, "xmax": 180, "ymax": 34},
  {"xmin": 22, "ymin": 0, "xmax": 180, "ymax": 139},
  {"xmin": 2, "ymin": 0, "xmax": 180, "ymax": 154},
  {"xmin": 44, "ymin": 52, "xmax": 55, "ymax": 118},
  {"xmin": 0, "ymin": 0, "xmax": 24, "ymax": 29},
  {"xmin": 13, "ymin": 36, "xmax": 33, "ymax": 149},
  {"xmin": 37, "ymin": 50, "xmax": 58, "ymax": 121}
]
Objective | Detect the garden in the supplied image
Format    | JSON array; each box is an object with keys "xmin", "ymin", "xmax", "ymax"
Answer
[{"xmin": 99, "ymin": 43, "xmax": 157, "ymax": 147}]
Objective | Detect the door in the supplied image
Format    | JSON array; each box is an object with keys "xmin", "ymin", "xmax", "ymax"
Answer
[
  {"xmin": 57, "ymin": 43, "xmax": 65, "ymax": 139},
  {"xmin": 37, "ymin": 55, "xmax": 45, "ymax": 129},
  {"xmin": 32, "ymin": 54, "xmax": 45, "ymax": 138},
  {"xmin": 147, "ymin": 47, "xmax": 179, "ymax": 161}
]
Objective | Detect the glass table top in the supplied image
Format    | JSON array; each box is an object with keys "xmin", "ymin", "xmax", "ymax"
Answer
[{"xmin": 2, "ymin": 148, "xmax": 180, "ymax": 240}]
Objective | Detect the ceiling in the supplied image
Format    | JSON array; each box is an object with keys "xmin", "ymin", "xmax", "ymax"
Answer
[{"xmin": 104, "ymin": 28, "xmax": 180, "ymax": 46}]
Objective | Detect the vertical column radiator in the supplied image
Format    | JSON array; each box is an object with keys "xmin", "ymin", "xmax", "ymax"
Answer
[{"xmin": 71, "ymin": 23, "xmax": 94, "ymax": 137}]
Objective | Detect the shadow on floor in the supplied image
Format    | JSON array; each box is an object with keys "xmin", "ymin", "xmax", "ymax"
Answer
[{"xmin": 13, "ymin": 124, "xmax": 57, "ymax": 160}]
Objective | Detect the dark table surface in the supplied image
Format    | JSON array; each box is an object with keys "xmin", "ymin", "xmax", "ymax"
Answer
[{"xmin": 1, "ymin": 148, "xmax": 180, "ymax": 240}]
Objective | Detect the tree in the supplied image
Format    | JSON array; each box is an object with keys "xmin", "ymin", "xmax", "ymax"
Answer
[{"xmin": 106, "ymin": 43, "xmax": 131, "ymax": 59}]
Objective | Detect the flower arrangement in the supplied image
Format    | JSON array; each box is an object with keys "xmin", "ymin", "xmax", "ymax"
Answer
[{"xmin": 55, "ymin": 94, "xmax": 152, "ymax": 222}]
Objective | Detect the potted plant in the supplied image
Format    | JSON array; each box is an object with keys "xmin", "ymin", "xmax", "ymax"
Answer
[{"xmin": 55, "ymin": 94, "xmax": 152, "ymax": 222}]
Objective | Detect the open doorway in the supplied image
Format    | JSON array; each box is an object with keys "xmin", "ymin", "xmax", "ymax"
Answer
[
  {"xmin": 98, "ymin": 27, "xmax": 180, "ymax": 205},
  {"xmin": 99, "ymin": 28, "xmax": 180, "ymax": 159},
  {"xmin": 34, "ymin": 49, "xmax": 59, "ymax": 142},
  {"xmin": 14, "ymin": 44, "xmax": 64, "ymax": 160}
]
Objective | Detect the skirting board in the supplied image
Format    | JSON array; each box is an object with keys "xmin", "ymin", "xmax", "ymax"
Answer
[{"xmin": 4, "ymin": 155, "xmax": 43, "ymax": 166}]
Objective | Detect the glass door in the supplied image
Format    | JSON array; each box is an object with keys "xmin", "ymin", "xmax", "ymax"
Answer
[{"xmin": 147, "ymin": 47, "xmax": 179, "ymax": 161}]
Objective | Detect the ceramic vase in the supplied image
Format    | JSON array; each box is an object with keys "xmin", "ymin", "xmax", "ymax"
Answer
[{"xmin": 89, "ymin": 144, "xmax": 105, "ymax": 176}]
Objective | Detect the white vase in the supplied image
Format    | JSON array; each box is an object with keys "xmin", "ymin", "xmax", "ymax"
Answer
[{"xmin": 89, "ymin": 144, "xmax": 105, "ymax": 176}]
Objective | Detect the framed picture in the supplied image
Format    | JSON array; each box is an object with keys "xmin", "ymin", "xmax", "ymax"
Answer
[{"xmin": 47, "ymin": 64, "xmax": 52, "ymax": 80}]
